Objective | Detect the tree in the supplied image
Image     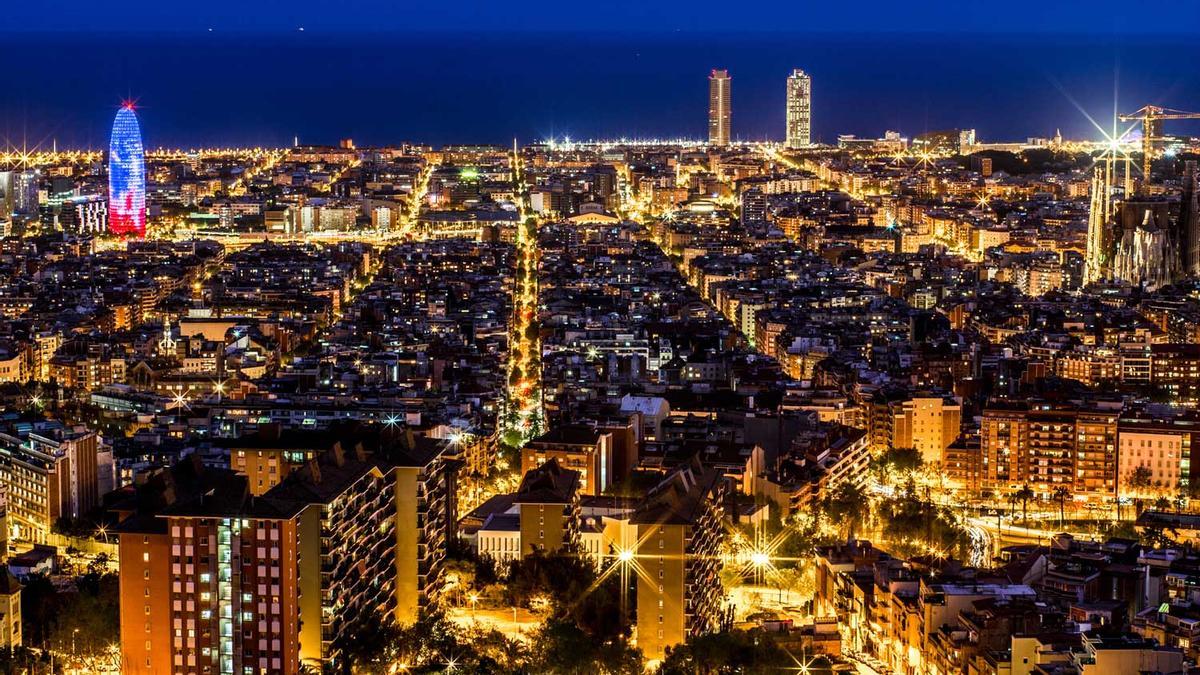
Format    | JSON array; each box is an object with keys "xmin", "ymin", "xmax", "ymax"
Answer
[
  {"xmin": 822, "ymin": 480, "xmax": 870, "ymax": 540},
  {"xmin": 19, "ymin": 569, "xmax": 119, "ymax": 665},
  {"xmin": 657, "ymin": 629, "xmax": 836, "ymax": 675},
  {"xmin": 527, "ymin": 617, "xmax": 642, "ymax": 675},
  {"xmin": 330, "ymin": 609, "xmax": 527, "ymax": 674},
  {"xmin": 0, "ymin": 646, "xmax": 49, "ymax": 674},
  {"xmin": 504, "ymin": 549, "xmax": 630, "ymax": 642},
  {"xmin": 330, "ymin": 613, "xmax": 400, "ymax": 674},
  {"xmin": 877, "ymin": 493, "xmax": 968, "ymax": 560},
  {"xmin": 1130, "ymin": 465, "xmax": 1155, "ymax": 515},
  {"xmin": 1014, "ymin": 485, "xmax": 1036, "ymax": 525},
  {"xmin": 869, "ymin": 447, "xmax": 923, "ymax": 487},
  {"xmin": 19, "ymin": 573, "xmax": 56, "ymax": 649},
  {"xmin": 1052, "ymin": 486, "xmax": 1070, "ymax": 529}
]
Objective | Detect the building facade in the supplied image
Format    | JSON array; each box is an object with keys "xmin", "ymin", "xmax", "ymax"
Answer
[
  {"xmin": 0, "ymin": 425, "xmax": 103, "ymax": 543},
  {"xmin": 108, "ymin": 104, "xmax": 147, "ymax": 237},
  {"xmin": 632, "ymin": 459, "xmax": 727, "ymax": 659},
  {"xmin": 115, "ymin": 434, "xmax": 459, "ymax": 674},
  {"xmin": 708, "ymin": 69, "xmax": 731, "ymax": 147},
  {"xmin": 979, "ymin": 403, "xmax": 1118, "ymax": 498},
  {"xmin": 785, "ymin": 69, "xmax": 812, "ymax": 148}
]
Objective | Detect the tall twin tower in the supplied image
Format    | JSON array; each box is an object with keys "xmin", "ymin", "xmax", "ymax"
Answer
[{"xmin": 707, "ymin": 68, "xmax": 811, "ymax": 147}]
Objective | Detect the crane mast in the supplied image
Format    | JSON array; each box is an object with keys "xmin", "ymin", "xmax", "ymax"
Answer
[{"xmin": 1118, "ymin": 105, "xmax": 1200, "ymax": 189}]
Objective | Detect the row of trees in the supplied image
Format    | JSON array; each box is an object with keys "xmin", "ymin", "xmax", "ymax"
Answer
[
  {"xmin": 329, "ymin": 600, "xmax": 834, "ymax": 674},
  {"xmin": 15, "ymin": 560, "xmax": 120, "ymax": 672},
  {"xmin": 331, "ymin": 548, "xmax": 640, "ymax": 674}
]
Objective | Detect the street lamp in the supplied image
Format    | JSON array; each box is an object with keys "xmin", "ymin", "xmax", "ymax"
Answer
[{"xmin": 468, "ymin": 592, "xmax": 479, "ymax": 622}]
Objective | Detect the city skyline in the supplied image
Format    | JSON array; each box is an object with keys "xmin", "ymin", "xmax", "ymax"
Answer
[
  {"xmin": 4, "ymin": 32, "xmax": 1200, "ymax": 150},
  {"xmin": 6, "ymin": 5, "xmax": 1200, "ymax": 675}
]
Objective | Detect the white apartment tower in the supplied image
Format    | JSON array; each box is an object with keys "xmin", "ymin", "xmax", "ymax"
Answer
[{"xmin": 785, "ymin": 69, "xmax": 812, "ymax": 148}]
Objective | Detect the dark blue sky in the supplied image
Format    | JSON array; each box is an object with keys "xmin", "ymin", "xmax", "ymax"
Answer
[
  {"xmin": 5, "ymin": 2, "xmax": 1200, "ymax": 147},
  {"xmin": 7, "ymin": 0, "xmax": 1200, "ymax": 34}
]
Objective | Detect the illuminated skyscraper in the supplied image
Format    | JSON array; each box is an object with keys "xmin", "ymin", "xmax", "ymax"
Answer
[
  {"xmin": 0, "ymin": 172, "xmax": 11, "ymax": 221},
  {"xmin": 0, "ymin": 170, "xmax": 38, "ymax": 218},
  {"xmin": 785, "ymin": 69, "xmax": 811, "ymax": 148},
  {"xmin": 107, "ymin": 104, "xmax": 146, "ymax": 237},
  {"xmin": 708, "ymin": 69, "xmax": 731, "ymax": 147}
]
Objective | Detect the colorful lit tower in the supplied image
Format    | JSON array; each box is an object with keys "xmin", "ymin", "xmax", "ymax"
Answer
[{"xmin": 108, "ymin": 104, "xmax": 146, "ymax": 237}]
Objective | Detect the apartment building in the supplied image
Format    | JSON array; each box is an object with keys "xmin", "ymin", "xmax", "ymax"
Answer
[
  {"xmin": 632, "ymin": 458, "xmax": 727, "ymax": 659},
  {"xmin": 0, "ymin": 423, "xmax": 104, "ymax": 543},
  {"xmin": 867, "ymin": 391, "xmax": 962, "ymax": 465},
  {"xmin": 522, "ymin": 424, "xmax": 614, "ymax": 496},
  {"xmin": 979, "ymin": 402, "xmax": 1118, "ymax": 498},
  {"xmin": 115, "ymin": 433, "xmax": 458, "ymax": 674},
  {"xmin": 512, "ymin": 458, "xmax": 581, "ymax": 556}
]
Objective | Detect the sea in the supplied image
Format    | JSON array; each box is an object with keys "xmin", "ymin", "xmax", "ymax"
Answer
[{"xmin": 2, "ymin": 31, "xmax": 1200, "ymax": 149}]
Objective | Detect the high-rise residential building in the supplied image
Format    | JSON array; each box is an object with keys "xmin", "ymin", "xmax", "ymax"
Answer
[
  {"xmin": 867, "ymin": 392, "xmax": 962, "ymax": 465},
  {"xmin": 115, "ymin": 433, "xmax": 459, "ymax": 674},
  {"xmin": 108, "ymin": 104, "xmax": 146, "ymax": 237},
  {"xmin": 785, "ymin": 69, "xmax": 812, "ymax": 148},
  {"xmin": 522, "ymin": 424, "xmax": 614, "ymax": 496},
  {"xmin": 0, "ymin": 172, "xmax": 11, "ymax": 220},
  {"xmin": 708, "ymin": 69, "xmax": 731, "ymax": 147},
  {"xmin": 632, "ymin": 458, "xmax": 727, "ymax": 659},
  {"xmin": 512, "ymin": 458, "xmax": 581, "ymax": 556},
  {"xmin": 12, "ymin": 170, "xmax": 38, "ymax": 215},
  {"xmin": 0, "ymin": 170, "xmax": 38, "ymax": 219},
  {"xmin": 1151, "ymin": 344, "xmax": 1200, "ymax": 404},
  {"xmin": 391, "ymin": 435, "xmax": 459, "ymax": 626},
  {"xmin": 0, "ymin": 422, "xmax": 105, "ymax": 543},
  {"xmin": 979, "ymin": 402, "xmax": 1118, "ymax": 498}
]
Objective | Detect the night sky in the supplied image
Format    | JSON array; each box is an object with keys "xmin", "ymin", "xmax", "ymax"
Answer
[
  {"xmin": 7, "ymin": 0, "xmax": 1200, "ymax": 34},
  {"xmin": 5, "ymin": 1, "xmax": 1200, "ymax": 147}
]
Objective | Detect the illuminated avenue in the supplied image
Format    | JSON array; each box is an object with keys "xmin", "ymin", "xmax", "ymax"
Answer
[{"xmin": 3, "ymin": 67, "xmax": 1200, "ymax": 675}]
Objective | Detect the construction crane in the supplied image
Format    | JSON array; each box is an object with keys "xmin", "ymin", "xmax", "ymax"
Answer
[{"xmin": 1118, "ymin": 105, "xmax": 1200, "ymax": 186}]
